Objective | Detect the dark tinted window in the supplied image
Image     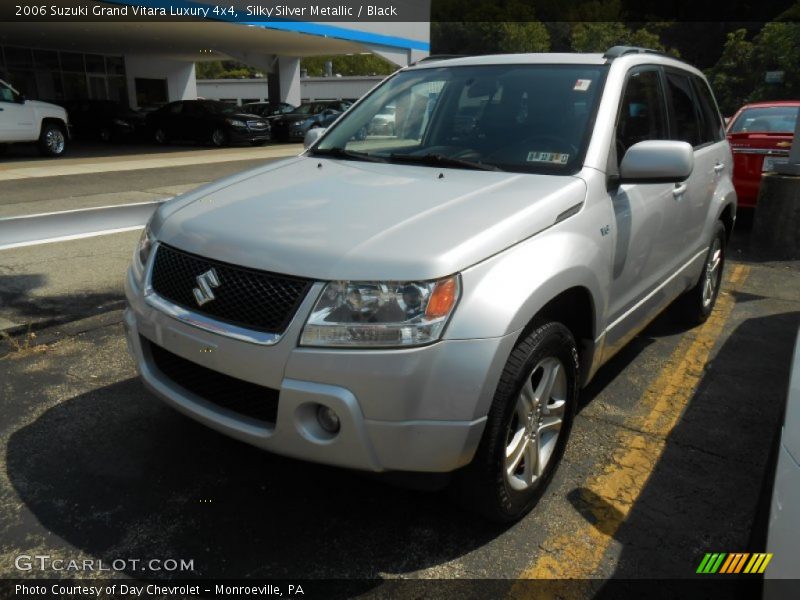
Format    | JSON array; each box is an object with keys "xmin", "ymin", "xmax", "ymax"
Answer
[
  {"xmin": 692, "ymin": 76, "xmax": 724, "ymax": 142},
  {"xmin": 666, "ymin": 72, "xmax": 704, "ymax": 147},
  {"xmin": 616, "ymin": 69, "xmax": 667, "ymax": 161}
]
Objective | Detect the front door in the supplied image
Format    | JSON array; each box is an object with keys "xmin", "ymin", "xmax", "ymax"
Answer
[
  {"xmin": 0, "ymin": 81, "xmax": 35, "ymax": 141},
  {"xmin": 604, "ymin": 67, "xmax": 684, "ymax": 357}
]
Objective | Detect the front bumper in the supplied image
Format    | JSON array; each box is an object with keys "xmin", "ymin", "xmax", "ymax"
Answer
[
  {"xmin": 124, "ymin": 266, "xmax": 515, "ymax": 473},
  {"xmin": 227, "ymin": 127, "xmax": 270, "ymax": 143}
]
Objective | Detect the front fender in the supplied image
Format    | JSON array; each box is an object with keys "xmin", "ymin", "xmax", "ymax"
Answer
[{"xmin": 445, "ymin": 226, "xmax": 609, "ymax": 342}]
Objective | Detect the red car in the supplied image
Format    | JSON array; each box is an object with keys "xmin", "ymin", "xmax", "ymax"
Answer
[{"xmin": 726, "ymin": 100, "xmax": 799, "ymax": 209}]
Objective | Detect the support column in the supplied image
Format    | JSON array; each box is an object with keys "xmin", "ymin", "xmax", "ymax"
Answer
[{"xmin": 267, "ymin": 56, "xmax": 301, "ymax": 106}]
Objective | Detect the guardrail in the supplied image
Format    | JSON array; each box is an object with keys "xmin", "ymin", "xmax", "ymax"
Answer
[{"xmin": 0, "ymin": 200, "xmax": 166, "ymax": 251}]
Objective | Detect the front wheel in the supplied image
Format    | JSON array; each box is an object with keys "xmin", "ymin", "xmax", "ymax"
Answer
[
  {"xmin": 679, "ymin": 221, "xmax": 726, "ymax": 325},
  {"xmin": 38, "ymin": 123, "xmax": 67, "ymax": 157},
  {"xmin": 153, "ymin": 127, "xmax": 168, "ymax": 145},
  {"xmin": 453, "ymin": 321, "xmax": 579, "ymax": 522},
  {"xmin": 210, "ymin": 127, "xmax": 228, "ymax": 147}
]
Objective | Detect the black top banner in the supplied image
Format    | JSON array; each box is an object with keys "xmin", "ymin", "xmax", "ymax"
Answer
[{"xmin": 1, "ymin": 0, "xmax": 797, "ymax": 23}]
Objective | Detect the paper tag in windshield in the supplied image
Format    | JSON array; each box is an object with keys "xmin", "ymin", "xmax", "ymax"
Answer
[
  {"xmin": 574, "ymin": 79, "xmax": 592, "ymax": 91},
  {"xmin": 527, "ymin": 151, "xmax": 569, "ymax": 165}
]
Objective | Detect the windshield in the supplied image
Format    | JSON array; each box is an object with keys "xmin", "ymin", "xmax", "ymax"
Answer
[
  {"xmin": 313, "ymin": 64, "xmax": 607, "ymax": 174},
  {"xmin": 729, "ymin": 106, "xmax": 799, "ymax": 134}
]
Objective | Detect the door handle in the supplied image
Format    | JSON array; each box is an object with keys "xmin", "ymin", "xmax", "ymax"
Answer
[
  {"xmin": 714, "ymin": 163, "xmax": 725, "ymax": 173},
  {"xmin": 673, "ymin": 183, "xmax": 687, "ymax": 198},
  {"xmin": 0, "ymin": 107, "xmax": 4, "ymax": 111}
]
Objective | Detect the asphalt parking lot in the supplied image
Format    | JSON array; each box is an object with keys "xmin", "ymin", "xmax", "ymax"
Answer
[{"xmin": 1, "ymin": 147, "xmax": 799, "ymax": 595}]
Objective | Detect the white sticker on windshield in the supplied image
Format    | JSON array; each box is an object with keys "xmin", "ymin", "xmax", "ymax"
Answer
[
  {"xmin": 574, "ymin": 79, "xmax": 592, "ymax": 91},
  {"xmin": 527, "ymin": 151, "xmax": 569, "ymax": 164}
]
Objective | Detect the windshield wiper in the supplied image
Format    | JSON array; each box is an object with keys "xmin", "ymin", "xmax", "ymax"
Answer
[
  {"xmin": 388, "ymin": 153, "xmax": 502, "ymax": 172},
  {"xmin": 310, "ymin": 147, "xmax": 387, "ymax": 163}
]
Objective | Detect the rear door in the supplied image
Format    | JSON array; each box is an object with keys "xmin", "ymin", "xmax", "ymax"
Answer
[
  {"xmin": 663, "ymin": 69, "xmax": 728, "ymax": 259},
  {"xmin": 157, "ymin": 101, "xmax": 184, "ymax": 139}
]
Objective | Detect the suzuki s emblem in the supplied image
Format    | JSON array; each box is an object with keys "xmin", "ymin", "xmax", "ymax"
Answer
[{"xmin": 193, "ymin": 268, "xmax": 220, "ymax": 306}]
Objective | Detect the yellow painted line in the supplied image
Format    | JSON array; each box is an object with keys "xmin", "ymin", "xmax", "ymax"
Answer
[
  {"xmin": 512, "ymin": 264, "xmax": 750, "ymax": 592},
  {"xmin": 0, "ymin": 145, "xmax": 303, "ymax": 181}
]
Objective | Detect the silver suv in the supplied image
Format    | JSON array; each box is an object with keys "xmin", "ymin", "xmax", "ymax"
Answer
[{"xmin": 125, "ymin": 47, "xmax": 735, "ymax": 521}]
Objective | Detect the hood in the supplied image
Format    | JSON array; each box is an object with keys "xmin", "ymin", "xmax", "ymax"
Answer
[
  {"xmin": 230, "ymin": 112, "xmax": 263, "ymax": 120},
  {"xmin": 27, "ymin": 99, "xmax": 66, "ymax": 113},
  {"xmin": 154, "ymin": 157, "xmax": 587, "ymax": 281},
  {"xmin": 274, "ymin": 112, "xmax": 317, "ymax": 122}
]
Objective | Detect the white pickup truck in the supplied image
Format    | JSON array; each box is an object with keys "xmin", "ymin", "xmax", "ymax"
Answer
[{"xmin": 0, "ymin": 78, "xmax": 70, "ymax": 157}]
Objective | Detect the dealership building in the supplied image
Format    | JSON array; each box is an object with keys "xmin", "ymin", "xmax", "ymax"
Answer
[{"xmin": 0, "ymin": 18, "xmax": 429, "ymax": 108}]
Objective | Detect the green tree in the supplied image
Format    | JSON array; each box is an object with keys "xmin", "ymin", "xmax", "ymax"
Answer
[
  {"xmin": 431, "ymin": 0, "xmax": 550, "ymax": 54},
  {"xmin": 569, "ymin": 21, "xmax": 676, "ymax": 55},
  {"xmin": 300, "ymin": 54, "xmax": 396, "ymax": 77},
  {"xmin": 706, "ymin": 29, "xmax": 756, "ymax": 115},
  {"xmin": 706, "ymin": 11, "xmax": 800, "ymax": 115},
  {"xmin": 195, "ymin": 60, "xmax": 261, "ymax": 80},
  {"xmin": 432, "ymin": 21, "xmax": 550, "ymax": 54}
]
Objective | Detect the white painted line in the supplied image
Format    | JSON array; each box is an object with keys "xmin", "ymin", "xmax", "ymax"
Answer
[
  {"xmin": 0, "ymin": 146, "xmax": 302, "ymax": 181},
  {"xmin": 0, "ymin": 225, "xmax": 145, "ymax": 251},
  {"xmin": 0, "ymin": 199, "xmax": 169, "ymax": 222}
]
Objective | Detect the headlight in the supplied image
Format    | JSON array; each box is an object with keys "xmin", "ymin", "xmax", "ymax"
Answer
[
  {"xmin": 300, "ymin": 276, "xmax": 460, "ymax": 348},
  {"xmin": 226, "ymin": 119, "xmax": 246, "ymax": 128},
  {"xmin": 136, "ymin": 225, "xmax": 155, "ymax": 268}
]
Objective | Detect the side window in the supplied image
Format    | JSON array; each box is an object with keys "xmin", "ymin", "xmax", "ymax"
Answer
[
  {"xmin": 665, "ymin": 72, "xmax": 705, "ymax": 147},
  {"xmin": 0, "ymin": 82, "xmax": 17, "ymax": 103},
  {"xmin": 616, "ymin": 69, "xmax": 668, "ymax": 164},
  {"xmin": 692, "ymin": 76, "xmax": 725, "ymax": 143}
]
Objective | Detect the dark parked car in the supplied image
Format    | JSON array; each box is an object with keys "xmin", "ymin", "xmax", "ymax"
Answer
[
  {"xmin": 64, "ymin": 100, "xmax": 145, "ymax": 142},
  {"xmin": 241, "ymin": 102, "xmax": 296, "ymax": 119},
  {"xmin": 146, "ymin": 100, "xmax": 270, "ymax": 146},
  {"xmin": 270, "ymin": 100, "xmax": 352, "ymax": 142}
]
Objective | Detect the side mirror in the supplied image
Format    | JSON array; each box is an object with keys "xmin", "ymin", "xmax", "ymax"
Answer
[
  {"xmin": 17, "ymin": 93, "xmax": 26, "ymax": 104},
  {"xmin": 619, "ymin": 140, "xmax": 694, "ymax": 183},
  {"xmin": 303, "ymin": 127, "xmax": 326, "ymax": 149}
]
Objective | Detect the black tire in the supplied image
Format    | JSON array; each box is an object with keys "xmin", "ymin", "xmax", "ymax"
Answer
[
  {"xmin": 210, "ymin": 127, "xmax": 228, "ymax": 147},
  {"xmin": 153, "ymin": 127, "xmax": 168, "ymax": 145},
  {"xmin": 679, "ymin": 220, "xmax": 726, "ymax": 325},
  {"xmin": 453, "ymin": 321, "xmax": 579, "ymax": 522},
  {"xmin": 38, "ymin": 123, "xmax": 67, "ymax": 157},
  {"xmin": 0, "ymin": 144, "xmax": 8, "ymax": 155}
]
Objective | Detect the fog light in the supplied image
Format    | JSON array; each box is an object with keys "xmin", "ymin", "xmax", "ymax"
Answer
[{"xmin": 316, "ymin": 405, "xmax": 340, "ymax": 433}]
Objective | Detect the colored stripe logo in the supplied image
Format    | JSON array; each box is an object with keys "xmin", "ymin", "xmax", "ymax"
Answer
[{"xmin": 696, "ymin": 553, "xmax": 773, "ymax": 574}]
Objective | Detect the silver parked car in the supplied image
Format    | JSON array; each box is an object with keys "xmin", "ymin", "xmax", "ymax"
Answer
[{"xmin": 125, "ymin": 47, "xmax": 736, "ymax": 522}]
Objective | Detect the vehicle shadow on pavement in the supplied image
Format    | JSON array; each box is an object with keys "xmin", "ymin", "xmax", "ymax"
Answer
[
  {"xmin": 570, "ymin": 311, "xmax": 800, "ymax": 585},
  {"xmin": 5, "ymin": 377, "xmax": 506, "ymax": 583},
  {"xmin": 0, "ymin": 274, "xmax": 124, "ymax": 334}
]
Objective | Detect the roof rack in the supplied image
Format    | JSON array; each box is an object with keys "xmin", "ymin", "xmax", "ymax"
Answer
[
  {"xmin": 603, "ymin": 46, "xmax": 663, "ymax": 60},
  {"xmin": 409, "ymin": 54, "xmax": 465, "ymax": 66}
]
